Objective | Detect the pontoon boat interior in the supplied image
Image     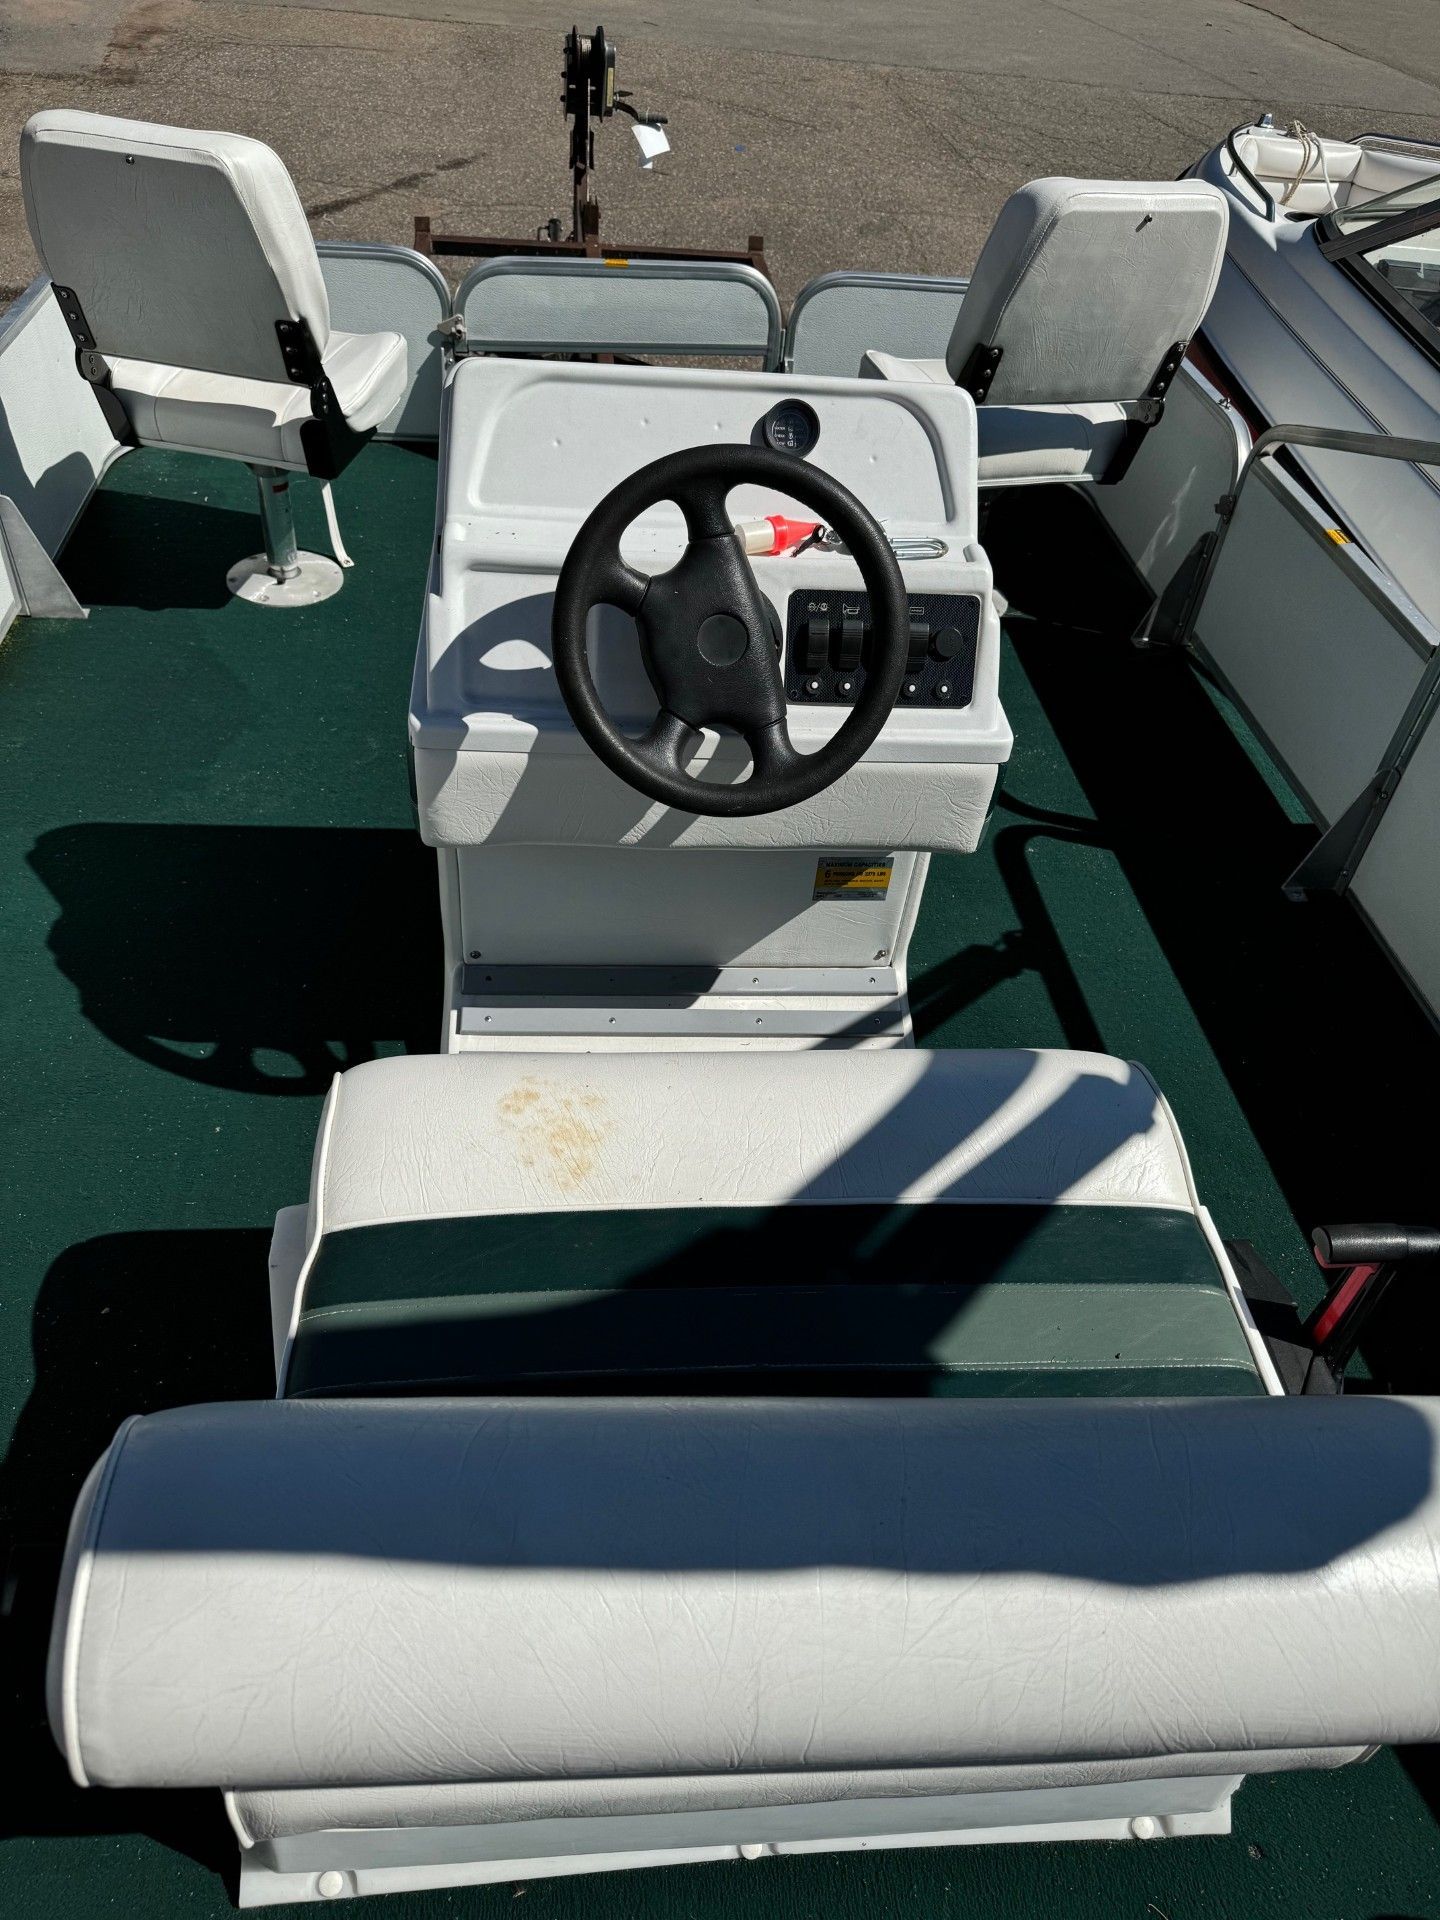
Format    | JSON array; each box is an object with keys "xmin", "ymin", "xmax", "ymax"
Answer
[{"xmin": 3, "ymin": 106, "xmax": 1439, "ymax": 1916}]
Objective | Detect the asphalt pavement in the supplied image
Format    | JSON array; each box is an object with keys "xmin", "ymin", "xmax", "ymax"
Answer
[{"xmin": 1, "ymin": 0, "xmax": 1438, "ymax": 304}]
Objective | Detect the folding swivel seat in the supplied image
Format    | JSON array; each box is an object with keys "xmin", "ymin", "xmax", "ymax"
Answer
[
  {"xmin": 863, "ymin": 178, "xmax": 1228, "ymax": 486},
  {"xmin": 20, "ymin": 110, "xmax": 408, "ymax": 604}
]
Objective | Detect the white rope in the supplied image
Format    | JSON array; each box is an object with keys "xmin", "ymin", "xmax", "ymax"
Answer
[
  {"xmin": 320, "ymin": 482, "xmax": 354, "ymax": 569},
  {"xmin": 1280, "ymin": 120, "xmax": 1336, "ymax": 213}
]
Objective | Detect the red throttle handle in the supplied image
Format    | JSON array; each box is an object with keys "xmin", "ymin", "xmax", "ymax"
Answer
[{"xmin": 1303, "ymin": 1221, "xmax": 1439, "ymax": 1385}]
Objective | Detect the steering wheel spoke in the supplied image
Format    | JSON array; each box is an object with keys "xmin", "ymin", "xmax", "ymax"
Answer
[
  {"xmin": 553, "ymin": 444, "xmax": 909, "ymax": 818},
  {"xmin": 746, "ymin": 717, "xmax": 803, "ymax": 784},
  {"xmin": 640, "ymin": 707, "xmax": 702, "ymax": 773},
  {"xmin": 671, "ymin": 474, "xmax": 736, "ymax": 543},
  {"xmin": 597, "ymin": 554, "xmax": 650, "ymax": 616}
]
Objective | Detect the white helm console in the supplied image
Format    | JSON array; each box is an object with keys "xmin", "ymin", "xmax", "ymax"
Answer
[{"xmin": 411, "ymin": 356, "xmax": 1013, "ymax": 1048}]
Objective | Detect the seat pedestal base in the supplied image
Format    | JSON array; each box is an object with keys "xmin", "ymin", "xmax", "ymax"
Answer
[
  {"xmin": 227, "ymin": 551, "xmax": 345, "ymax": 607},
  {"xmin": 231, "ymin": 464, "xmax": 345, "ymax": 607}
]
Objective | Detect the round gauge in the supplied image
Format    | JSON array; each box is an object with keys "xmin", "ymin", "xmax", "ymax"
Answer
[{"xmin": 760, "ymin": 399, "xmax": 820, "ymax": 457}]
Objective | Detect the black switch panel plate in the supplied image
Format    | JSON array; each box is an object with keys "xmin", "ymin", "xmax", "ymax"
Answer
[{"xmin": 783, "ymin": 590, "xmax": 981, "ymax": 708}]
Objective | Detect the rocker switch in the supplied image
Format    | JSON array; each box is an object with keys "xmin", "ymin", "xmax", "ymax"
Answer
[
  {"xmin": 801, "ymin": 615, "xmax": 831, "ymax": 673},
  {"xmin": 835, "ymin": 615, "xmax": 865, "ymax": 672},
  {"xmin": 907, "ymin": 617, "xmax": 930, "ymax": 670}
]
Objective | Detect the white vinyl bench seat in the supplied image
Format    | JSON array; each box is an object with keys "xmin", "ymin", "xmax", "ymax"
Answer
[
  {"xmin": 47, "ymin": 1045, "xmax": 1440, "ymax": 1901},
  {"xmin": 49, "ymin": 1398, "xmax": 1440, "ymax": 1857},
  {"xmin": 273, "ymin": 1049, "xmax": 1266, "ymax": 1402}
]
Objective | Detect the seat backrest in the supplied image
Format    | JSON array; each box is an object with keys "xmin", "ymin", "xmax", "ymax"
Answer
[
  {"xmin": 20, "ymin": 110, "xmax": 330, "ymax": 383},
  {"xmin": 1232, "ymin": 131, "xmax": 1364, "ymax": 215},
  {"xmin": 945, "ymin": 179, "xmax": 1228, "ymax": 406},
  {"xmin": 49, "ymin": 1395, "xmax": 1440, "ymax": 1791}
]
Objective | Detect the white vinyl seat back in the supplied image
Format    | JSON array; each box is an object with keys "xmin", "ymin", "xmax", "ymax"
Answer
[
  {"xmin": 20, "ymin": 108, "xmax": 331, "ymax": 385},
  {"xmin": 1231, "ymin": 131, "xmax": 1363, "ymax": 216},
  {"xmin": 49, "ymin": 1395, "xmax": 1440, "ymax": 1794},
  {"xmin": 944, "ymin": 179, "xmax": 1229, "ymax": 407},
  {"xmin": 1222, "ymin": 130, "xmax": 1440, "ymax": 219}
]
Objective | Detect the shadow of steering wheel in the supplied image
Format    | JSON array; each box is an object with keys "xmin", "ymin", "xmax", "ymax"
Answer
[{"xmin": 28, "ymin": 822, "xmax": 439, "ymax": 1095}]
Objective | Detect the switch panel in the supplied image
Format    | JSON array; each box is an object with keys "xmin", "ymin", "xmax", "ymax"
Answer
[{"xmin": 784, "ymin": 591, "xmax": 981, "ymax": 708}]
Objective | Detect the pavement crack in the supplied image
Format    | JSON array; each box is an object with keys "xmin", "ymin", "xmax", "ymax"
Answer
[
  {"xmin": 1040, "ymin": 0, "xmax": 1240, "ymax": 94},
  {"xmin": 307, "ymin": 154, "xmax": 483, "ymax": 219},
  {"xmin": 1233, "ymin": 0, "xmax": 1353, "ymax": 53},
  {"xmin": 1229, "ymin": 0, "xmax": 1438, "ymax": 89},
  {"xmin": 877, "ymin": 70, "xmax": 982, "ymax": 172}
]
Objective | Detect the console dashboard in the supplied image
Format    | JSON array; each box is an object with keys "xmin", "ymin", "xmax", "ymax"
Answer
[
  {"xmin": 783, "ymin": 590, "xmax": 981, "ymax": 709},
  {"xmin": 412, "ymin": 357, "xmax": 1013, "ymax": 854}
]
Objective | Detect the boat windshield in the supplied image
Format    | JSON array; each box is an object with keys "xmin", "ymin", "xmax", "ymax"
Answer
[
  {"xmin": 1324, "ymin": 176, "xmax": 1440, "ymax": 341},
  {"xmin": 1331, "ymin": 170, "xmax": 1440, "ymax": 232}
]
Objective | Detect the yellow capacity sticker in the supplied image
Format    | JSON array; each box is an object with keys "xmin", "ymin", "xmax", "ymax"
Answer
[{"xmin": 813, "ymin": 856, "xmax": 894, "ymax": 901}]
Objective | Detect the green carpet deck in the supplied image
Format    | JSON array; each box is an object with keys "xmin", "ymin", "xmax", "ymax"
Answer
[{"xmin": 1, "ymin": 442, "xmax": 1437, "ymax": 1917}]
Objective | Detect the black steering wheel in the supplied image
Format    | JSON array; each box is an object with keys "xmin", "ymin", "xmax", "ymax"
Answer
[{"xmin": 551, "ymin": 444, "xmax": 909, "ymax": 816}]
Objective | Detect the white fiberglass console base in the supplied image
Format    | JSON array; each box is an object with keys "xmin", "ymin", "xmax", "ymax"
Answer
[{"xmin": 413, "ymin": 357, "xmax": 1011, "ymax": 1049}]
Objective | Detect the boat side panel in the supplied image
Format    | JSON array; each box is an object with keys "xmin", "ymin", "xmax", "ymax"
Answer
[
  {"xmin": 1350, "ymin": 701, "xmax": 1440, "ymax": 1024},
  {"xmin": 1088, "ymin": 363, "xmax": 1248, "ymax": 618},
  {"xmin": 0, "ymin": 276, "xmax": 126, "ymax": 560},
  {"xmin": 785, "ymin": 272, "xmax": 970, "ymax": 378},
  {"xmin": 0, "ymin": 540, "xmax": 18, "ymax": 636},
  {"xmin": 1192, "ymin": 462, "xmax": 1426, "ymax": 825},
  {"xmin": 1194, "ymin": 178, "xmax": 1440, "ymax": 620}
]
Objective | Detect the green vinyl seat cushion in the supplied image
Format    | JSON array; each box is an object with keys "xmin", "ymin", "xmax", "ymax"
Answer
[{"xmin": 284, "ymin": 1201, "xmax": 1264, "ymax": 1399}]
